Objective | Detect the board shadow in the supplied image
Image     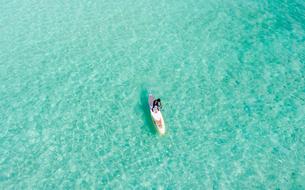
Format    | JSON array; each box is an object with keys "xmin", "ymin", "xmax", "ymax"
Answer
[{"xmin": 138, "ymin": 87, "xmax": 156, "ymax": 135}]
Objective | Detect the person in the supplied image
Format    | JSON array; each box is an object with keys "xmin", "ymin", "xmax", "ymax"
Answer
[
  {"xmin": 152, "ymin": 99, "xmax": 162, "ymax": 127},
  {"xmin": 152, "ymin": 98, "xmax": 162, "ymax": 111}
]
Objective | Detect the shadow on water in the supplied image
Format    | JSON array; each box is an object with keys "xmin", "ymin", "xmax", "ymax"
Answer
[{"xmin": 139, "ymin": 87, "xmax": 156, "ymax": 135}]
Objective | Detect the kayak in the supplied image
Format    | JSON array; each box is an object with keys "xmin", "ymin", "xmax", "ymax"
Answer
[{"xmin": 149, "ymin": 94, "xmax": 166, "ymax": 135}]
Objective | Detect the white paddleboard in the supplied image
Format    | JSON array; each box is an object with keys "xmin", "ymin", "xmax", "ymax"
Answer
[{"xmin": 149, "ymin": 94, "xmax": 166, "ymax": 135}]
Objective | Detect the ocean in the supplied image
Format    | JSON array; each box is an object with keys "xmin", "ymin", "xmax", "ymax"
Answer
[{"xmin": 0, "ymin": 0, "xmax": 304, "ymax": 189}]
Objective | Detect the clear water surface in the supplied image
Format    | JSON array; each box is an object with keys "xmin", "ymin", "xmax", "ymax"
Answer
[{"xmin": 1, "ymin": 0, "xmax": 305, "ymax": 189}]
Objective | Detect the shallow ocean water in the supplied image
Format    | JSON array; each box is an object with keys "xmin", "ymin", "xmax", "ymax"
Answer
[{"xmin": 1, "ymin": 0, "xmax": 305, "ymax": 189}]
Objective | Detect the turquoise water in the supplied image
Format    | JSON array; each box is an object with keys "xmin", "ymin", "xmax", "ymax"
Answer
[{"xmin": 1, "ymin": 0, "xmax": 305, "ymax": 189}]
